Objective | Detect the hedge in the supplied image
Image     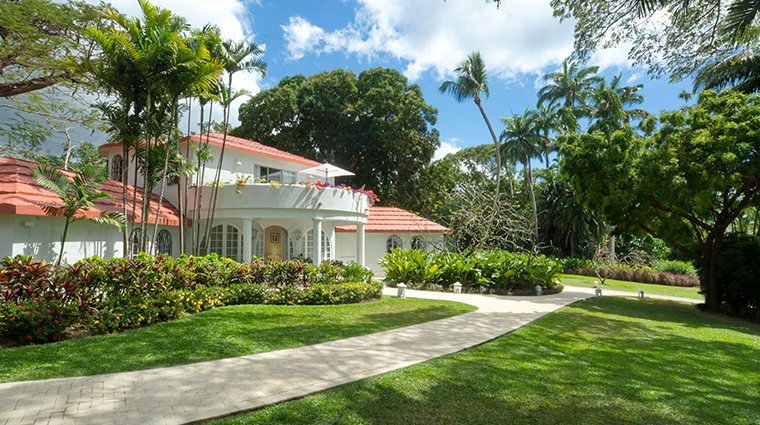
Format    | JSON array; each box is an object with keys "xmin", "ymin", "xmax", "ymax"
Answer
[{"xmin": 1, "ymin": 254, "xmax": 379, "ymax": 344}]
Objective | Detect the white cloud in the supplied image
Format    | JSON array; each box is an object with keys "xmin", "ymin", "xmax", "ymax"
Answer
[
  {"xmin": 433, "ymin": 138, "xmax": 462, "ymax": 161},
  {"xmin": 280, "ymin": 0, "xmax": 633, "ymax": 82},
  {"xmin": 282, "ymin": 17, "xmax": 326, "ymax": 61}
]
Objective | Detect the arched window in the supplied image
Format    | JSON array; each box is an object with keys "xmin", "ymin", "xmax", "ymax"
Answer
[
  {"xmin": 306, "ymin": 230, "xmax": 331, "ymax": 262},
  {"xmin": 111, "ymin": 155, "xmax": 124, "ymax": 181},
  {"xmin": 386, "ymin": 234, "xmax": 402, "ymax": 252},
  {"xmin": 130, "ymin": 228, "xmax": 141, "ymax": 257},
  {"xmin": 289, "ymin": 229, "xmax": 302, "ymax": 260},
  {"xmin": 156, "ymin": 229, "xmax": 172, "ymax": 256},
  {"xmin": 252, "ymin": 225, "xmax": 265, "ymax": 258},
  {"xmin": 411, "ymin": 235, "xmax": 425, "ymax": 251},
  {"xmin": 201, "ymin": 224, "xmax": 241, "ymax": 262}
]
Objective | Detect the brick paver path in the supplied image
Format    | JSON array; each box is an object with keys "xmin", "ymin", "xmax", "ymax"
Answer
[{"xmin": 0, "ymin": 285, "xmax": 695, "ymax": 425}]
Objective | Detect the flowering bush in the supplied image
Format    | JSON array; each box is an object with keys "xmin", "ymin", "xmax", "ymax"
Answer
[
  {"xmin": 304, "ymin": 180, "xmax": 379, "ymax": 205},
  {"xmin": 0, "ymin": 298, "xmax": 79, "ymax": 344},
  {"xmin": 2, "ymin": 253, "xmax": 377, "ymax": 339}
]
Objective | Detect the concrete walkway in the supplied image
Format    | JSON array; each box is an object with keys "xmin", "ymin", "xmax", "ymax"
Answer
[{"xmin": 0, "ymin": 286, "xmax": 694, "ymax": 425}]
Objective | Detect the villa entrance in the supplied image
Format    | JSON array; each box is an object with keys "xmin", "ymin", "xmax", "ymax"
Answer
[{"xmin": 264, "ymin": 226, "xmax": 286, "ymax": 261}]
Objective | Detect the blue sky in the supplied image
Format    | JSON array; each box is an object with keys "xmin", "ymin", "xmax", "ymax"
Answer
[{"xmin": 83, "ymin": 0, "xmax": 694, "ymax": 165}]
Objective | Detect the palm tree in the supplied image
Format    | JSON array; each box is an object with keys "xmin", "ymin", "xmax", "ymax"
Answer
[
  {"xmin": 537, "ymin": 58, "xmax": 602, "ymax": 115},
  {"xmin": 439, "ymin": 51, "xmax": 503, "ymax": 200},
  {"xmin": 204, "ymin": 39, "xmax": 266, "ymax": 254},
  {"xmin": 32, "ymin": 163, "xmax": 125, "ymax": 266},
  {"xmin": 500, "ymin": 111, "xmax": 542, "ymax": 239},
  {"xmin": 538, "ymin": 170, "xmax": 605, "ymax": 257},
  {"xmin": 527, "ymin": 105, "xmax": 561, "ymax": 168},
  {"xmin": 694, "ymin": 52, "xmax": 760, "ymax": 93}
]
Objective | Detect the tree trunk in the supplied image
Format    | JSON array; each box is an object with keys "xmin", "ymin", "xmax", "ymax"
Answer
[
  {"xmin": 206, "ymin": 76, "xmax": 234, "ymax": 251},
  {"xmin": 139, "ymin": 90, "xmax": 153, "ymax": 254},
  {"xmin": 570, "ymin": 227, "xmax": 577, "ymax": 257},
  {"xmin": 526, "ymin": 160, "xmax": 539, "ymax": 240},
  {"xmin": 474, "ymin": 96, "xmax": 501, "ymax": 202},
  {"xmin": 122, "ymin": 131, "xmax": 129, "ymax": 258},
  {"xmin": 56, "ymin": 217, "xmax": 71, "ymax": 267}
]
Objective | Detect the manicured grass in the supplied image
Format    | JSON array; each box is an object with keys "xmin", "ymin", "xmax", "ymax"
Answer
[
  {"xmin": 0, "ymin": 296, "xmax": 475, "ymax": 383},
  {"xmin": 562, "ymin": 273, "xmax": 704, "ymax": 300},
  {"xmin": 206, "ymin": 297, "xmax": 760, "ymax": 425}
]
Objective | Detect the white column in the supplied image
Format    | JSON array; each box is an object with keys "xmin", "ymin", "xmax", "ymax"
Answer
[
  {"xmin": 356, "ymin": 222, "xmax": 365, "ymax": 267},
  {"xmin": 312, "ymin": 218, "xmax": 323, "ymax": 264},
  {"xmin": 242, "ymin": 218, "xmax": 252, "ymax": 262}
]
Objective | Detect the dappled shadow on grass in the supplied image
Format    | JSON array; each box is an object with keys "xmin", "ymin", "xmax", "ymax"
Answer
[
  {"xmin": 209, "ymin": 297, "xmax": 760, "ymax": 425},
  {"xmin": 0, "ymin": 299, "xmax": 474, "ymax": 383},
  {"xmin": 574, "ymin": 296, "xmax": 760, "ymax": 336}
]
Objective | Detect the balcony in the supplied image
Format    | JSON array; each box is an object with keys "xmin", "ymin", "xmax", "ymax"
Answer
[{"xmin": 187, "ymin": 183, "xmax": 370, "ymax": 222}]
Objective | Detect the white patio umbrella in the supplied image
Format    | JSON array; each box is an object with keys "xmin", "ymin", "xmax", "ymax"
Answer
[{"xmin": 301, "ymin": 163, "xmax": 355, "ymax": 181}]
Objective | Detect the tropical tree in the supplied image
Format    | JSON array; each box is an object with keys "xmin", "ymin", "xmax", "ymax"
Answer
[
  {"xmin": 561, "ymin": 89, "xmax": 760, "ymax": 311},
  {"xmin": 233, "ymin": 68, "xmax": 440, "ymax": 213},
  {"xmin": 439, "ymin": 52, "xmax": 503, "ymax": 200},
  {"xmin": 31, "ymin": 163, "xmax": 125, "ymax": 266},
  {"xmin": 537, "ymin": 58, "xmax": 602, "ymax": 114},
  {"xmin": 537, "ymin": 169, "xmax": 605, "ymax": 257},
  {"xmin": 203, "ymin": 37, "xmax": 265, "ymax": 250},
  {"xmin": 500, "ymin": 111, "xmax": 542, "ymax": 239},
  {"xmin": 549, "ymin": 0, "xmax": 760, "ymax": 81},
  {"xmin": 694, "ymin": 52, "xmax": 760, "ymax": 93},
  {"xmin": 77, "ymin": 0, "xmax": 222, "ymax": 255},
  {"xmin": 527, "ymin": 104, "xmax": 562, "ymax": 168}
]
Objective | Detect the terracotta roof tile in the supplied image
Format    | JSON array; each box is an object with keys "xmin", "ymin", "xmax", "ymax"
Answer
[
  {"xmin": 0, "ymin": 157, "xmax": 184, "ymax": 226},
  {"xmin": 99, "ymin": 133, "xmax": 323, "ymax": 167},
  {"xmin": 335, "ymin": 207, "xmax": 449, "ymax": 234}
]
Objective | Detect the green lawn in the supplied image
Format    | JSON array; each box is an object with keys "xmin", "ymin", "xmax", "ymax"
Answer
[
  {"xmin": 562, "ymin": 273, "xmax": 704, "ymax": 300},
  {"xmin": 0, "ymin": 297, "xmax": 475, "ymax": 383},
  {"xmin": 206, "ymin": 297, "xmax": 760, "ymax": 425}
]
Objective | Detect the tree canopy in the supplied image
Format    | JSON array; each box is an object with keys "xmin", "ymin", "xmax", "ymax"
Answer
[
  {"xmin": 232, "ymin": 67, "xmax": 440, "ymax": 211},
  {"xmin": 561, "ymin": 89, "xmax": 760, "ymax": 309},
  {"xmin": 549, "ymin": 0, "xmax": 760, "ymax": 82}
]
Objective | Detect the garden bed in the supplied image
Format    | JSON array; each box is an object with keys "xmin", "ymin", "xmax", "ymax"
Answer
[{"xmin": 1, "ymin": 254, "xmax": 381, "ymax": 346}]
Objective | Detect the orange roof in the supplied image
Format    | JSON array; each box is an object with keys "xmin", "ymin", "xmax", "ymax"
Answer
[
  {"xmin": 98, "ymin": 133, "xmax": 323, "ymax": 167},
  {"xmin": 335, "ymin": 207, "xmax": 449, "ymax": 234},
  {"xmin": 0, "ymin": 157, "xmax": 184, "ymax": 226}
]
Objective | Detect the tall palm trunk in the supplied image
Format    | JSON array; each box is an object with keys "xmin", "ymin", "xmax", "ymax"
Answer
[
  {"xmin": 474, "ymin": 96, "xmax": 501, "ymax": 201},
  {"xmin": 205, "ymin": 75, "xmax": 235, "ymax": 253},
  {"xmin": 150, "ymin": 100, "xmax": 179, "ymax": 253},
  {"xmin": 526, "ymin": 160, "xmax": 539, "ymax": 240},
  {"xmin": 139, "ymin": 89, "xmax": 154, "ymax": 253},
  {"xmin": 121, "ymin": 107, "xmax": 129, "ymax": 258}
]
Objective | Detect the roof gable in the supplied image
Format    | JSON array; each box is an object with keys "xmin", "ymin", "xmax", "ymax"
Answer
[
  {"xmin": 335, "ymin": 207, "xmax": 449, "ymax": 234},
  {"xmin": 0, "ymin": 157, "xmax": 184, "ymax": 226},
  {"xmin": 98, "ymin": 133, "xmax": 323, "ymax": 168}
]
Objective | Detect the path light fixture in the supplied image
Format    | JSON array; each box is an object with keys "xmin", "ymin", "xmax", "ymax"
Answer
[
  {"xmin": 638, "ymin": 289, "xmax": 645, "ymax": 298},
  {"xmin": 595, "ymin": 288, "xmax": 602, "ymax": 297},
  {"xmin": 397, "ymin": 283, "xmax": 406, "ymax": 298},
  {"xmin": 453, "ymin": 281, "xmax": 462, "ymax": 294}
]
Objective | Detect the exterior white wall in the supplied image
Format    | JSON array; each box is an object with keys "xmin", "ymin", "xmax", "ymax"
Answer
[
  {"xmin": 336, "ymin": 232, "xmax": 446, "ymax": 278},
  {"xmin": 0, "ymin": 214, "xmax": 179, "ymax": 264},
  {"xmin": 100, "ymin": 143, "xmax": 342, "ymax": 209}
]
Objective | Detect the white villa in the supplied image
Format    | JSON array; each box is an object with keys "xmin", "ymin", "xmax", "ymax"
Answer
[{"xmin": 0, "ymin": 133, "xmax": 448, "ymax": 276}]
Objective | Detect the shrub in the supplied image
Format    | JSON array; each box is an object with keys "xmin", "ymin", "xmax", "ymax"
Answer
[
  {"xmin": 0, "ymin": 255, "xmax": 54, "ymax": 303},
  {"xmin": 0, "ymin": 298, "xmax": 79, "ymax": 344},
  {"xmin": 381, "ymin": 249, "xmax": 562, "ymax": 294},
  {"xmin": 652, "ymin": 259, "xmax": 697, "ymax": 276},
  {"xmin": 714, "ymin": 234, "xmax": 760, "ymax": 320}
]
